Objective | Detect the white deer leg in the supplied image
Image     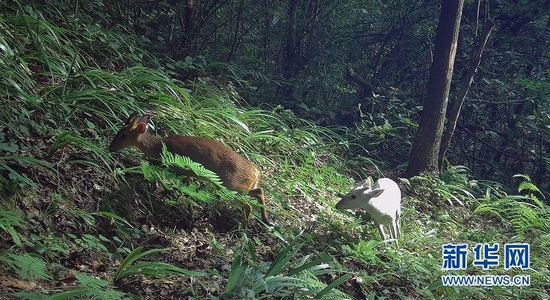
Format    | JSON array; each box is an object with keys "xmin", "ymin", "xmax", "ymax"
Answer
[
  {"xmin": 395, "ymin": 210, "xmax": 401, "ymax": 239},
  {"xmin": 376, "ymin": 222, "xmax": 387, "ymax": 241},
  {"xmin": 389, "ymin": 220, "xmax": 399, "ymax": 247},
  {"xmin": 389, "ymin": 221, "xmax": 397, "ymax": 240}
]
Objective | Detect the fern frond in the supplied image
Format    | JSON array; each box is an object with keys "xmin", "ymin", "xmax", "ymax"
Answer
[
  {"xmin": 141, "ymin": 162, "xmax": 217, "ymax": 204},
  {"xmin": 0, "ymin": 210, "xmax": 24, "ymax": 246},
  {"xmin": 513, "ymin": 174, "xmax": 545, "ymax": 208},
  {"xmin": 474, "ymin": 195, "xmax": 544, "ymax": 236},
  {"xmin": 160, "ymin": 143, "xmax": 225, "ymax": 189},
  {"xmin": 0, "ymin": 254, "xmax": 51, "ymax": 281},
  {"xmin": 518, "ymin": 181, "xmax": 540, "ymax": 194}
]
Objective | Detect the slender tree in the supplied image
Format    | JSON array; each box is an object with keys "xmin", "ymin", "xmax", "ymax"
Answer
[
  {"xmin": 406, "ymin": 0, "xmax": 465, "ymax": 177},
  {"xmin": 438, "ymin": 17, "xmax": 494, "ymax": 170}
]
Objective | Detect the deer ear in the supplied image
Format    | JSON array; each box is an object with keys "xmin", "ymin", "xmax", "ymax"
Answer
[
  {"xmin": 354, "ymin": 179, "xmax": 369, "ymax": 189},
  {"xmin": 139, "ymin": 114, "xmax": 151, "ymax": 124},
  {"xmin": 369, "ymin": 188, "xmax": 385, "ymax": 198},
  {"xmin": 366, "ymin": 176, "xmax": 374, "ymax": 189},
  {"xmin": 126, "ymin": 112, "xmax": 140, "ymax": 125},
  {"xmin": 136, "ymin": 122, "xmax": 147, "ymax": 134}
]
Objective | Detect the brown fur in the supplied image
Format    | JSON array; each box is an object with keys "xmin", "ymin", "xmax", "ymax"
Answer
[{"xmin": 109, "ymin": 112, "xmax": 272, "ymax": 225}]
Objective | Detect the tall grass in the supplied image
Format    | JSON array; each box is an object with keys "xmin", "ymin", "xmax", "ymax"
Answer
[{"xmin": 0, "ymin": 2, "xmax": 355, "ymax": 298}]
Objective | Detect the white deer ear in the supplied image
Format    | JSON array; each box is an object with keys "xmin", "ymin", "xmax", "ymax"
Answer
[
  {"xmin": 354, "ymin": 179, "xmax": 369, "ymax": 189},
  {"xmin": 367, "ymin": 188, "xmax": 385, "ymax": 198},
  {"xmin": 366, "ymin": 176, "xmax": 374, "ymax": 189}
]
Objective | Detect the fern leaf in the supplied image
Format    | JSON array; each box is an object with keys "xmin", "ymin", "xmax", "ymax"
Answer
[{"xmin": 160, "ymin": 143, "xmax": 225, "ymax": 188}]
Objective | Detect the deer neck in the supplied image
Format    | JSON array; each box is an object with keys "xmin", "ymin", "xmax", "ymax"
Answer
[{"xmin": 137, "ymin": 133, "xmax": 163, "ymax": 159}]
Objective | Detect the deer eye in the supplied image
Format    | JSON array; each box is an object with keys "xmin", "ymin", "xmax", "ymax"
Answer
[{"xmin": 351, "ymin": 195, "xmax": 356, "ymax": 199}]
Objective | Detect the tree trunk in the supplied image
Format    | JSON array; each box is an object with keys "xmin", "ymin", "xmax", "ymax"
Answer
[
  {"xmin": 438, "ymin": 18, "xmax": 494, "ymax": 170},
  {"xmin": 406, "ymin": 0, "xmax": 464, "ymax": 177},
  {"xmin": 282, "ymin": 0, "xmax": 300, "ymax": 102},
  {"xmin": 184, "ymin": 0, "xmax": 194, "ymax": 35}
]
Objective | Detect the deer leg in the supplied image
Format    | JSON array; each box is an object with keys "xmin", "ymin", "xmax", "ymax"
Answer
[
  {"xmin": 248, "ymin": 188, "xmax": 272, "ymax": 225},
  {"xmin": 376, "ymin": 222, "xmax": 387, "ymax": 241}
]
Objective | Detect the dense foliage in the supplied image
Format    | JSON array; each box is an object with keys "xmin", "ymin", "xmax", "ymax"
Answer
[
  {"xmin": 95, "ymin": 0, "xmax": 550, "ymax": 192},
  {"xmin": 1, "ymin": 0, "xmax": 549, "ymax": 299}
]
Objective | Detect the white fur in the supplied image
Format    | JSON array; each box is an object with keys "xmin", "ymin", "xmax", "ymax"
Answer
[{"xmin": 336, "ymin": 177, "xmax": 401, "ymax": 245}]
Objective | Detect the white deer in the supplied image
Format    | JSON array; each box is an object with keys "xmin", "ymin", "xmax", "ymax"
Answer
[{"xmin": 336, "ymin": 177, "xmax": 401, "ymax": 245}]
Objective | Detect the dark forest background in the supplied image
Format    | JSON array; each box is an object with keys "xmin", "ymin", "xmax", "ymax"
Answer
[{"xmin": 98, "ymin": 0, "xmax": 550, "ymax": 193}]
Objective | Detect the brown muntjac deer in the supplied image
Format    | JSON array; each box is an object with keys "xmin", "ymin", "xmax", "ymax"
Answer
[{"xmin": 109, "ymin": 112, "xmax": 272, "ymax": 225}]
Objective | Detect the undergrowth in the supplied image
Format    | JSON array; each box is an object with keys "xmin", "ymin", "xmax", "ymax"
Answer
[{"xmin": 0, "ymin": 1, "xmax": 549, "ymax": 299}]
